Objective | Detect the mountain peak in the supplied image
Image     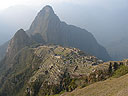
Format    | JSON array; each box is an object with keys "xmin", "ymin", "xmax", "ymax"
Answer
[
  {"xmin": 14, "ymin": 29, "xmax": 25, "ymax": 37},
  {"xmin": 28, "ymin": 5, "xmax": 60, "ymax": 42},
  {"xmin": 39, "ymin": 5, "xmax": 54, "ymax": 15},
  {"xmin": 44, "ymin": 5, "xmax": 53, "ymax": 10},
  {"xmin": 6, "ymin": 29, "xmax": 32, "ymax": 60},
  {"xmin": 27, "ymin": 6, "xmax": 111, "ymax": 61}
]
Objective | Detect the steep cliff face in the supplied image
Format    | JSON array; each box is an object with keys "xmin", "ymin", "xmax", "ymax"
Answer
[
  {"xmin": 27, "ymin": 5, "xmax": 110, "ymax": 61},
  {"xmin": 28, "ymin": 5, "xmax": 58, "ymax": 42},
  {"xmin": 0, "ymin": 41, "xmax": 9, "ymax": 61},
  {"xmin": 0, "ymin": 29, "xmax": 34, "ymax": 72},
  {"xmin": 6, "ymin": 29, "xmax": 32, "ymax": 60}
]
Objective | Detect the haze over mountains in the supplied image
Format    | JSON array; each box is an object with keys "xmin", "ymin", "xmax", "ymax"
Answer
[
  {"xmin": 0, "ymin": 1, "xmax": 128, "ymax": 46},
  {"xmin": 0, "ymin": 6, "xmax": 110, "ymax": 96},
  {"xmin": 0, "ymin": 4, "xmax": 128, "ymax": 96},
  {"xmin": 0, "ymin": 5, "xmax": 111, "ymax": 61},
  {"xmin": 0, "ymin": 5, "xmax": 36, "ymax": 45},
  {"xmin": 27, "ymin": 5, "xmax": 110, "ymax": 61},
  {"xmin": 0, "ymin": 1, "xmax": 128, "ymax": 60}
]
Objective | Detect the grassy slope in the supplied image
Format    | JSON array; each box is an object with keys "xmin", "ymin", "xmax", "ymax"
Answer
[{"xmin": 61, "ymin": 74, "xmax": 128, "ymax": 96}]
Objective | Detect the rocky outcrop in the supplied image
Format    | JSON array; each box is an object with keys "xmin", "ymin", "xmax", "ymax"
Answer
[
  {"xmin": 0, "ymin": 29, "xmax": 34, "ymax": 80},
  {"xmin": 6, "ymin": 29, "xmax": 32, "ymax": 60},
  {"xmin": 27, "ymin": 5, "xmax": 111, "ymax": 61}
]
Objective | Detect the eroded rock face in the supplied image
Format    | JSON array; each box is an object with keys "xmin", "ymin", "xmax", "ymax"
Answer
[
  {"xmin": 28, "ymin": 5, "xmax": 59, "ymax": 42},
  {"xmin": 27, "ymin": 5, "xmax": 111, "ymax": 61},
  {"xmin": 6, "ymin": 29, "xmax": 32, "ymax": 60},
  {"xmin": 0, "ymin": 29, "xmax": 34, "ymax": 72}
]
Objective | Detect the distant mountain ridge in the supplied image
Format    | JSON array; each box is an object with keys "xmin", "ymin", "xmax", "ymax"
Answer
[{"xmin": 27, "ymin": 5, "xmax": 111, "ymax": 61}]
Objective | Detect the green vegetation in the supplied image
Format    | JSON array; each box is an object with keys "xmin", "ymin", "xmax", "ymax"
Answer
[
  {"xmin": 1, "ymin": 44, "xmax": 128, "ymax": 96},
  {"xmin": 113, "ymin": 65, "xmax": 128, "ymax": 78},
  {"xmin": 0, "ymin": 47, "xmax": 42, "ymax": 96},
  {"xmin": 62, "ymin": 73, "xmax": 128, "ymax": 96}
]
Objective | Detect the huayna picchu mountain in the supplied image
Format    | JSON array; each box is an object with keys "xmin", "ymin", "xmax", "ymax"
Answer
[{"xmin": 27, "ymin": 5, "xmax": 111, "ymax": 61}]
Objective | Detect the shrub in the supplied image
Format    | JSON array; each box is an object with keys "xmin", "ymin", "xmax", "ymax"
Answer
[{"xmin": 113, "ymin": 65, "xmax": 128, "ymax": 78}]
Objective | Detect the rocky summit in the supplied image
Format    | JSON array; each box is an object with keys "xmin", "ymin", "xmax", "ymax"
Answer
[
  {"xmin": 27, "ymin": 5, "xmax": 111, "ymax": 61},
  {"xmin": 6, "ymin": 29, "xmax": 32, "ymax": 60}
]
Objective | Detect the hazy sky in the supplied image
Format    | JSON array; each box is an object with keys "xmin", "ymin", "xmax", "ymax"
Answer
[
  {"xmin": 1, "ymin": 0, "xmax": 127, "ymax": 10},
  {"xmin": 0, "ymin": 0, "xmax": 85, "ymax": 10},
  {"xmin": 0, "ymin": 0, "xmax": 128, "ymax": 46}
]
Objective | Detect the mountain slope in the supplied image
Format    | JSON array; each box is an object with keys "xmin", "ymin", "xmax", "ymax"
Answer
[
  {"xmin": 0, "ymin": 41, "xmax": 9, "ymax": 61},
  {"xmin": 62, "ymin": 74, "xmax": 128, "ymax": 96},
  {"xmin": 0, "ymin": 45, "xmax": 105, "ymax": 96},
  {"xmin": 0, "ymin": 29, "xmax": 34, "ymax": 77},
  {"xmin": 0, "ymin": 40, "xmax": 126, "ymax": 96},
  {"xmin": 6, "ymin": 29, "xmax": 32, "ymax": 61},
  {"xmin": 27, "ymin": 5, "xmax": 111, "ymax": 61},
  {"xmin": 0, "ymin": 29, "xmax": 111, "ymax": 96}
]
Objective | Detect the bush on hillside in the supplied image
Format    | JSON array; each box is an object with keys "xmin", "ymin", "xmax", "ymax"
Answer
[{"xmin": 113, "ymin": 65, "xmax": 128, "ymax": 78}]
